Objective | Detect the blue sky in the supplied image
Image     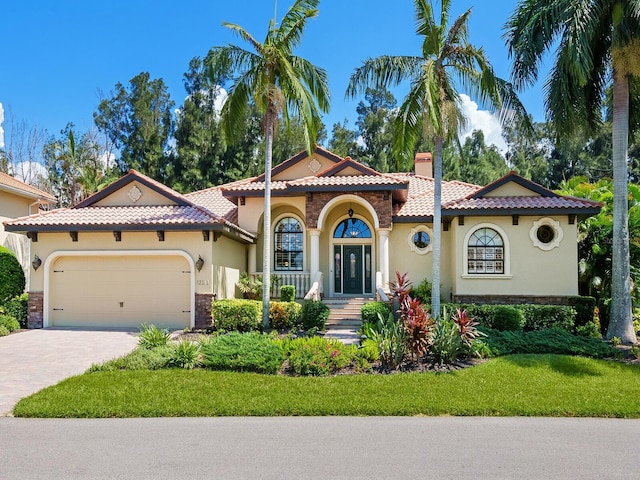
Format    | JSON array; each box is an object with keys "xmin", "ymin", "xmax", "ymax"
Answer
[{"xmin": 1, "ymin": 0, "xmax": 550, "ymax": 151}]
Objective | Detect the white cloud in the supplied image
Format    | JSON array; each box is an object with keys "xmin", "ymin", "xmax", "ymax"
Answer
[
  {"xmin": 12, "ymin": 161, "xmax": 47, "ymax": 184},
  {"xmin": 458, "ymin": 94, "xmax": 507, "ymax": 154},
  {"xmin": 0, "ymin": 102, "xmax": 5, "ymax": 149}
]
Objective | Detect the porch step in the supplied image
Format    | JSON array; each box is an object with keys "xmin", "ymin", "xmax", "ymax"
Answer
[{"xmin": 323, "ymin": 297, "xmax": 373, "ymax": 344}]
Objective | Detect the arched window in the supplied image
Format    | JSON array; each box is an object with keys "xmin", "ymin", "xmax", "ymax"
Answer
[
  {"xmin": 274, "ymin": 217, "xmax": 303, "ymax": 271},
  {"xmin": 333, "ymin": 218, "xmax": 371, "ymax": 238},
  {"xmin": 467, "ymin": 227, "xmax": 504, "ymax": 274}
]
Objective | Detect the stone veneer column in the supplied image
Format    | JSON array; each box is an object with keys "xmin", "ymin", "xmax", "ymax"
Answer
[
  {"xmin": 27, "ymin": 291, "xmax": 44, "ymax": 329},
  {"xmin": 248, "ymin": 244, "xmax": 257, "ymax": 274},
  {"xmin": 378, "ymin": 229, "xmax": 391, "ymax": 288},
  {"xmin": 309, "ymin": 229, "xmax": 320, "ymax": 278},
  {"xmin": 195, "ymin": 293, "xmax": 215, "ymax": 330}
]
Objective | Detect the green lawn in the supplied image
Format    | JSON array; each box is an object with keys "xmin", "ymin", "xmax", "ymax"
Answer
[{"xmin": 13, "ymin": 354, "xmax": 640, "ymax": 418}]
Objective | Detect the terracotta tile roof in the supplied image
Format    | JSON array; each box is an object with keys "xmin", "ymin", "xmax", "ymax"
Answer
[
  {"xmin": 5, "ymin": 205, "xmax": 224, "ymax": 228},
  {"xmin": 185, "ymin": 186, "xmax": 239, "ymax": 223},
  {"xmin": 288, "ymin": 174, "xmax": 408, "ymax": 188},
  {"xmin": 0, "ymin": 172, "xmax": 57, "ymax": 202},
  {"xmin": 221, "ymin": 180, "xmax": 290, "ymax": 194},
  {"xmin": 443, "ymin": 195, "xmax": 601, "ymax": 212}
]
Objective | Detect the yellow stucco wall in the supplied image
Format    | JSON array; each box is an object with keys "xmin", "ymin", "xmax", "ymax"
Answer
[
  {"xmin": 452, "ymin": 215, "xmax": 578, "ymax": 296},
  {"xmin": 483, "ymin": 183, "xmax": 539, "ymax": 197},
  {"xmin": 272, "ymin": 154, "xmax": 334, "ymax": 181},
  {"xmin": 29, "ymin": 230, "xmax": 247, "ymax": 299}
]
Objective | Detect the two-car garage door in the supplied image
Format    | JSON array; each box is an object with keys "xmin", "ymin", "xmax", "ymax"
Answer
[{"xmin": 49, "ymin": 255, "xmax": 191, "ymax": 330}]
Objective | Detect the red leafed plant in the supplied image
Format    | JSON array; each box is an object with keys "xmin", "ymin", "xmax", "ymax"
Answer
[
  {"xmin": 452, "ymin": 308, "xmax": 481, "ymax": 346},
  {"xmin": 401, "ymin": 296, "xmax": 434, "ymax": 359},
  {"xmin": 389, "ymin": 271, "xmax": 412, "ymax": 301}
]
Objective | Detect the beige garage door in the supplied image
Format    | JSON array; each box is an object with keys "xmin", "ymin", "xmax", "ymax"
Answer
[{"xmin": 49, "ymin": 255, "xmax": 191, "ymax": 329}]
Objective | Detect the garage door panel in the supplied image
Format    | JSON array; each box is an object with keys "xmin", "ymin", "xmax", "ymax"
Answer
[{"xmin": 50, "ymin": 255, "xmax": 191, "ymax": 329}]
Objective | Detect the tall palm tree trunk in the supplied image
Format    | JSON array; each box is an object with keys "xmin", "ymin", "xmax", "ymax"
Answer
[
  {"xmin": 608, "ymin": 71, "xmax": 637, "ymax": 344},
  {"xmin": 262, "ymin": 110, "xmax": 275, "ymax": 330},
  {"xmin": 431, "ymin": 136, "xmax": 443, "ymax": 318}
]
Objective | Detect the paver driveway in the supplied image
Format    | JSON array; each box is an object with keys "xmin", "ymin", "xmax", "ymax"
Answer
[{"xmin": 0, "ymin": 328, "xmax": 139, "ymax": 416}]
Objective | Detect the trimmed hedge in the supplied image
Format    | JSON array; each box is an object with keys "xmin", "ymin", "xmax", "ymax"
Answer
[
  {"xmin": 0, "ymin": 314, "xmax": 20, "ymax": 333},
  {"xmin": 211, "ymin": 299, "xmax": 262, "ymax": 332},
  {"xmin": 280, "ymin": 285, "xmax": 296, "ymax": 302},
  {"xmin": 2, "ymin": 293, "xmax": 28, "ymax": 328},
  {"xmin": 361, "ymin": 301, "xmax": 392, "ymax": 325},
  {"xmin": 301, "ymin": 300, "xmax": 330, "ymax": 330},
  {"xmin": 568, "ymin": 296, "xmax": 596, "ymax": 327},
  {"xmin": 519, "ymin": 304, "xmax": 575, "ymax": 332},
  {"xmin": 269, "ymin": 301, "xmax": 302, "ymax": 330},
  {"xmin": 0, "ymin": 246, "xmax": 25, "ymax": 303}
]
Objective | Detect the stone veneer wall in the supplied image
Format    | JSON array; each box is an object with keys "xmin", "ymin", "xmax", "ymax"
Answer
[
  {"xmin": 453, "ymin": 295, "xmax": 573, "ymax": 306},
  {"xmin": 195, "ymin": 293, "xmax": 215, "ymax": 329},
  {"xmin": 305, "ymin": 191, "xmax": 393, "ymax": 228},
  {"xmin": 27, "ymin": 291, "xmax": 44, "ymax": 329}
]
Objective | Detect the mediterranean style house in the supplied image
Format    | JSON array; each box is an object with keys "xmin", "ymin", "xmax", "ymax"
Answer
[
  {"xmin": 4, "ymin": 147, "xmax": 601, "ymax": 330},
  {"xmin": 0, "ymin": 172, "xmax": 56, "ymax": 280}
]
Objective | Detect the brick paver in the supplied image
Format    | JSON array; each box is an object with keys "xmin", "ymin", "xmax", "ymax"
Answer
[{"xmin": 0, "ymin": 329, "xmax": 139, "ymax": 416}]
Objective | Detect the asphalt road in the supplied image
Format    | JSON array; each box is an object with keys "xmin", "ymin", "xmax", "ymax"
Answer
[{"xmin": 1, "ymin": 416, "xmax": 639, "ymax": 479}]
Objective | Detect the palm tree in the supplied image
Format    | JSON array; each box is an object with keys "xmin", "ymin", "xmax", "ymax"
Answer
[
  {"xmin": 347, "ymin": 0, "xmax": 527, "ymax": 318},
  {"xmin": 206, "ymin": 0, "xmax": 330, "ymax": 328},
  {"xmin": 505, "ymin": 0, "xmax": 640, "ymax": 344}
]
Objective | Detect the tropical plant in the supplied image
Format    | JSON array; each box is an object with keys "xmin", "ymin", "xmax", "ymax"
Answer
[
  {"xmin": 206, "ymin": 0, "xmax": 330, "ymax": 329},
  {"xmin": 505, "ymin": 0, "xmax": 640, "ymax": 344},
  {"xmin": 137, "ymin": 324, "xmax": 172, "ymax": 349},
  {"xmin": 400, "ymin": 296, "xmax": 434, "ymax": 359},
  {"xmin": 451, "ymin": 308, "xmax": 482, "ymax": 346},
  {"xmin": 363, "ymin": 312, "xmax": 407, "ymax": 370},
  {"xmin": 347, "ymin": 0, "xmax": 528, "ymax": 318},
  {"xmin": 169, "ymin": 340, "xmax": 201, "ymax": 369}
]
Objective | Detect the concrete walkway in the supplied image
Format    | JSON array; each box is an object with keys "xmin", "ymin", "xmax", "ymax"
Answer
[{"xmin": 0, "ymin": 328, "xmax": 139, "ymax": 416}]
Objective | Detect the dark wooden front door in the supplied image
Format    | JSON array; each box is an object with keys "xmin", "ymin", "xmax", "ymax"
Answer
[{"xmin": 342, "ymin": 245, "xmax": 363, "ymax": 294}]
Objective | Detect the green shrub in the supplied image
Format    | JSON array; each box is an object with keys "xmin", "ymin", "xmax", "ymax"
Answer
[
  {"xmin": 518, "ymin": 305, "xmax": 575, "ymax": 332},
  {"xmin": 138, "ymin": 324, "xmax": 172, "ymax": 349},
  {"xmin": 357, "ymin": 338, "xmax": 380, "ymax": 362},
  {"xmin": 169, "ymin": 340, "xmax": 201, "ymax": 369},
  {"xmin": 361, "ymin": 301, "xmax": 392, "ymax": 326},
  {"xmin": 301, "ymin": 300, "xmax": 329, "ymax": 330},
  {"xmin": 280, "ymin": 285, "xmax": 296, "ymax": 302},
  {"xmin": 211, "ymin": 299, "xmax": 262, "ymax": 332},
  {"xmin": 286, "ymin": 336, "xmax": 355, "ymax": 376},
  {"xmin": 412, "ymin": 278, "xmax": 432, "ymax": 305},
  {"xmin": 0, "ymin": 246, "xmax": 25, "ymax": 303},
  {"xmin": 568, "ymin": 296, "xmax": 596, "ymax": 328},
  {"xmin": 488, "ymin": 305, "xmax": 524, "ymax": 331},
  {"xmin": 3, "ymin": 293, "xmax": 29, "ymax": 328},
  {"xmin": 576, "ymin": 321, "xmax": 601, "ymax": 339},
  {"xmin": 0, "ymin": 314, "xmax": 20, "ymax": 333},
  {"xmin": 481, "ymin": 328, "xmax": 619, "ymax": 359},
  {"xmin": 88, "ymin": 346, "xmax": 173, "ymax": 372},
  {"xmin": 0, "ymin": 325, "xmax": 9, "ymax": 337},
  {"xmin": 269, "ymin": 301, "xmax": 302, "ymax": 330},
  {"xmin": 200, "ymin": 332, "xmax": 284, "ymax": 374}
]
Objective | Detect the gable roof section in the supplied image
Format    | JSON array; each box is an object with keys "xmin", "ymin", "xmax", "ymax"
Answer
[
  {"xmin": 469, "ymin": 171, "xmax": 557, "ymax": 199},
  {"xmin": 0, "ymin": 172, "xmax": 56, "ymax": 203},
  {"xmin": 4, "ymin": 170, "xmax": 255, "ymax": 242},
  {"xmin": 253, "ymin": 146, "xmax": 343, "ymax": 182},
  {"xmin": 74, "ymin": 169, "xmax": 191, "ymax": 208}
]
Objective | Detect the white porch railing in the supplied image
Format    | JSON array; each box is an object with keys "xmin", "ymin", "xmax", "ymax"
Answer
[
  {"xmin": 304, "ymin": 272, "xmax": 323, "ymax": 301},
  {"xmin": 252, "ymin": 272, "xmax": 311, "ymax": 299}
]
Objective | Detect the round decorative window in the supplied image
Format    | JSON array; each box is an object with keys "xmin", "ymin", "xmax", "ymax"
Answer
[
  {"xmin": 409, "ymin": 226, "xmax": 433, "ymax": 255},
  {"xmin": 530, "ymin": 218, "xmax": 563, "ymax": 251}
]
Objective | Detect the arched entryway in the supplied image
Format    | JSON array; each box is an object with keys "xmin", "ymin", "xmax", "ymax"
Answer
[{"xmin": 331, "ymin": 216, "xmax": 374, "ymax": 296}]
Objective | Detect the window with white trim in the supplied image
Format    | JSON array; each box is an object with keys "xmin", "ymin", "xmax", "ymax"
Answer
[
  {"xmin": 467, "ymin": 227, "xmax": 504, "ymax": 274},
  {"xmin": 274, "ymin": 217, "xmax": 303, "ymax": 271}
]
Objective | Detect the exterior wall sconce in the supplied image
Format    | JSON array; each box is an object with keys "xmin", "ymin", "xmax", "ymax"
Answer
[
  {"xmin": 348, "ymin": 207, "xmax": 354, "ymax": 218},
  {"xmin": 195, "ymin": 255, "xmax": 204, "ymax": 272},
  {"xmin": 32, "ymin": 255, "xmax": 42, "ymax": 271}
]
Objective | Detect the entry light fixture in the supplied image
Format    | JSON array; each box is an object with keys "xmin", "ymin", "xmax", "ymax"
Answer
[
  {"xmin": 32, "ymin": 255, "xmax": 42, "ymax": 271},
  {"xmin": 348, "ymin": 202, "xmax": 354, "ymax": 218},
  {"xmin": 195, "ymin": 255, "xmax": 205, "ymax": 272}
]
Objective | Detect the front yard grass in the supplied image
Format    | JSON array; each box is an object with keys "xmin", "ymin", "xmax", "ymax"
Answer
[{"xmin": 13, "ymin": 354, "xmax": 640, "ymax": 418}]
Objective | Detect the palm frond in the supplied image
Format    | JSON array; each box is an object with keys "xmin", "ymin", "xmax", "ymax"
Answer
[
  {"xmin": 274, "ymin": 0, "xmax": 320, "ymax": 51},
  {"xmin": 222, "ymin": 22, "xmax": 264, "ymax": 54},
  {"xmin": 346, "ymin": 56, "xmax": 423, "ymax": 98},
  {"xmin": 290, "ymin": 56, "xmax": 331, "ymax": 113}
]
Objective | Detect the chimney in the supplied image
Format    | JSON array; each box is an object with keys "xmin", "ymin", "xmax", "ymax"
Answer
[{"xmin": 414, "ymin": 152, "xmax": 432, "ymax": 178}]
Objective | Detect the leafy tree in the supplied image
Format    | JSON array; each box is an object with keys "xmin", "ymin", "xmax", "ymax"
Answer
[
  {"xmin": 347, "ymin": 0, "xmax": 528, "ymax": 317},
  {"xmin": 355, "ymin": 87, "xmax": 397, "ymax": 172},
  {"xmin": 452, "ymin": 130, "xmax": 509, "ymax": 185},
  {"xmin": 94, "ymin": 72, "xmax": 175, "ymax": 182},
  {"xmin": 505, "ymin": 0, "xmax": 640, "ymax": 343},
  {"xmin": 557, "ymin": 177, "xmax": 640, "ymax": 334},
  {"xmin": 206, "ymin": 0, "xmax": 330, "ymax": 328},
  {"xmin": 327, "ymin": 119, "xmax": 359, "ymax": 158},
  {"xmin": 42, "ymin": 124, "xmax": 114, "ymax": 207}
]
